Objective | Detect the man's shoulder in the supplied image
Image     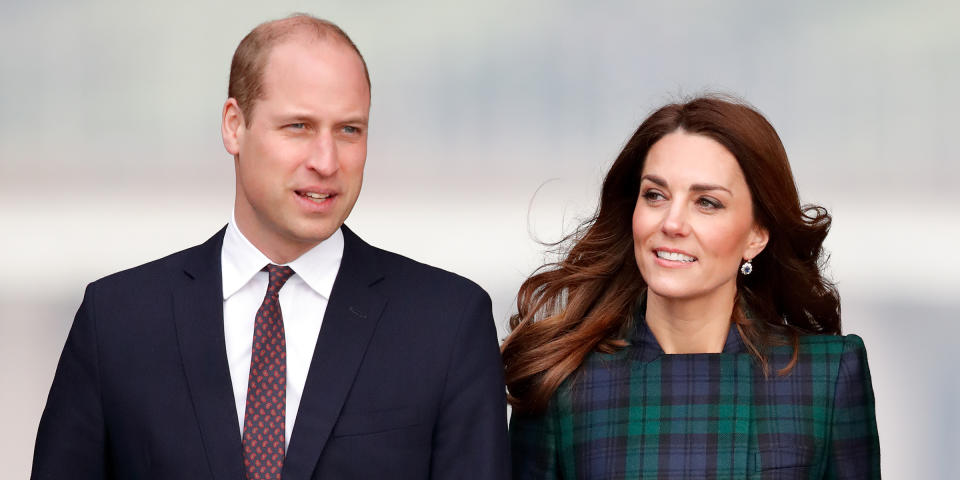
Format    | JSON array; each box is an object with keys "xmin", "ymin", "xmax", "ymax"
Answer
[
  {"xmin": 368, "ymin": 242, "xmax": 485, "ymax": 295},
  {"xmin": 90, "ymin": 229, "xmax": 223, "ymax": 293},
  {"xmin": 347, "ymin": 228, "xmax": 486, "ymax": 298}
]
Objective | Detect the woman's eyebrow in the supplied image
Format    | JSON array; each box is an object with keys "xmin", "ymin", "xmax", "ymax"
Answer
[
  {"xmin": 640, "ymin": 174, "xmax": 667, "ymax": 187},
  {"xmin": 690, "ymin": 183, "xmax": 731, "ymax": 194},
  {"xmin": 642, "ymin": 175, "xmax": 732, "ymax": 195}
]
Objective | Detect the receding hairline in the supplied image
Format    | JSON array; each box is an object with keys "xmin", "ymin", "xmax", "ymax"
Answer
[
  {"xmin": 255, "ymin": 15, "xmax": 361, "ymax": 53},
  {"xmin": 228, "ymin": 14, "xmax": 370, "ymax": 123},
  {"xmin": 261, "ymin": 29, "xmax": 370, "ymax": 84}
]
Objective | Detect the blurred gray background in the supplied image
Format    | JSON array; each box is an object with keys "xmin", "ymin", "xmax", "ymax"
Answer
[{"xmin": 2, "ymin": 0, "xmax": 958, "ymax": 477}]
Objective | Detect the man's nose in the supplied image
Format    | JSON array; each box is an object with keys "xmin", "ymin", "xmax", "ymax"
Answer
[
  {"xmin": 661, "ymin": 202, "xmax": 690, "ymax": 237},
  {"xmin": 306, "ymin": 132, "xmax": 339, "ymax": 176}
]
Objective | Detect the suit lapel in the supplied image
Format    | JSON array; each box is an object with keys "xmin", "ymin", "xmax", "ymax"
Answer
[
  {"xmin": 283, "ymin": 226, "xmax": 386, "ymax": 480},
  {"xmin": 172, "ymin": 228, "xmax": 244, "ymax": 480}
]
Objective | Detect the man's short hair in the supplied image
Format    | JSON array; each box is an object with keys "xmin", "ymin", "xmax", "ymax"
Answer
[{"xmin": 228, "ymin": 13, "xmax": 370, "ymax": 125}]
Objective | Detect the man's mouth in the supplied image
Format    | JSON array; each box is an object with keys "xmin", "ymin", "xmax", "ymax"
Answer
[
  {"xmin": 655, "ymin": 250, "xmax": 697, "ymax": 263},
  {"xmin": 297, "ymin": 191, "xmax": 332, "ymax": 203}
]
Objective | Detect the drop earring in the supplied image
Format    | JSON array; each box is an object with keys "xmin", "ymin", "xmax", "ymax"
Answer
[{"xmin": 740, "ymin": 259, "xmax": 753, "ymax": 275}]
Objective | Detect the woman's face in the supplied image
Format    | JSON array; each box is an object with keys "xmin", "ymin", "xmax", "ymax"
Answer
[{"xmin": 632, "ymin": 130, "xmax": 768, "ymax": 303}]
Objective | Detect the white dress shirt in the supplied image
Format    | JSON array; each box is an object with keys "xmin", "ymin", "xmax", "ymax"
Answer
[{"xmin": 220, "ymin": 216, "xmax": 344, "ymax": 448}]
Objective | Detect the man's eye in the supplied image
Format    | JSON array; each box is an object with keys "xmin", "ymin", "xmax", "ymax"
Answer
[
  {"xmin": 288, "ymin": 123, "xmax": 306, "ymax": 129},
  {"xmin": 342, "ymin": 125, "xmax": 360, "ymax": 134}
]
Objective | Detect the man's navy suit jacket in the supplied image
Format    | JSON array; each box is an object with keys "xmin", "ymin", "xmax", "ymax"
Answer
[{"xmin": 32, "ymin": 225, "xmax": 510, "ymax": 479}]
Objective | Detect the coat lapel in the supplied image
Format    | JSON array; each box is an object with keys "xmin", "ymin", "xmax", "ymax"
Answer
[
  {"xmin": 283, "ymin": 226, "xmax": 387, "ymax": 480},
  {"xmin": 172, "ymin": 228, "xmax": 244, "ymax": 480}
]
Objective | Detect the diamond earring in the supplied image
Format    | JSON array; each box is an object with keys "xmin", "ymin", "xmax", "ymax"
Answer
[{"xmin": 740, "ymin": 259, "xmax": 753, "ymax": 275}]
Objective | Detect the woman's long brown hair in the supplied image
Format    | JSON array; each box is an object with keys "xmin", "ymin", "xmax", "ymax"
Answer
[{"xmin": 501, "ymin": 95, "xmax": 841, "ymax": 414}]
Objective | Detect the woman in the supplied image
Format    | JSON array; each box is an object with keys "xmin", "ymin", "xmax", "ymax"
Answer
[{"xmin": 502, "ymin": 96, "xmax": 880, "ymax": 479}]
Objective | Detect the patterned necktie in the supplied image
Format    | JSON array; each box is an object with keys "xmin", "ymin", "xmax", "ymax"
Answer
[{"xmin": 242, "ymin": 264, "xmax": 295, "ymax": 480}]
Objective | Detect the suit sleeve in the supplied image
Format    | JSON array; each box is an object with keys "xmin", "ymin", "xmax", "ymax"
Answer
[
  {"xmin": 824, "ymin": 335, "xmax": 881, "ymax": 479},
  {"xmin": 510, "ymin": 401, "xmax": 560, "ymax": 479},
  {"xmin": 32, "ymin": 283, "xmax": 108, "ymax": 480},
  {"xmin": 429, "ymin": 288, "xmax": 510, "ymax": 479}
]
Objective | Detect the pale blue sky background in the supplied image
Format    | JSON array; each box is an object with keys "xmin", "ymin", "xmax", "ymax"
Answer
[{"xmin": 2, "ymin": 0, "xmax": 958, "ymax": 477}]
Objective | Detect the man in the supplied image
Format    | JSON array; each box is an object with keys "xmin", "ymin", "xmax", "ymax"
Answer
[{"xmin": 32, "ymin": 14, "xmax": 509, "ymax": 480}]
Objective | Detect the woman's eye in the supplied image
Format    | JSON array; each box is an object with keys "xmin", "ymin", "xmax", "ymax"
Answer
[
  {"xmin": 642, "ymin": 190, "xmax": 665, "ymax": 201},
  {"xmin": 697, "ymin": 197, "xmax": 723, "ymax": 209}
]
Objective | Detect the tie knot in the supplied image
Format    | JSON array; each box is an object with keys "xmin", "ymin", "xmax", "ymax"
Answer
[{"xmin": 264, "ymin": 264, "xmax": 295, "ymax": 292}]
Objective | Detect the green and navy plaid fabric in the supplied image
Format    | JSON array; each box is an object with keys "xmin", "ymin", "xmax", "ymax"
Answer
[{"xmin": 510, "ymin": 315, "xmax": 880, "ymax": 479}]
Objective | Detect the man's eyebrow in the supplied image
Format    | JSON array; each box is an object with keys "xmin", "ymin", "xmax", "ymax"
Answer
[
  {"xmin": 277, "ymin": 113, "xmax": 315, "ymax": 123},
  {"xmin": 340, "ymin": 116, "xmax": 369, "ymax": 125},
  {"xmin": 279, "ymin": 114, "xmax": 369, "ymax": 125}
]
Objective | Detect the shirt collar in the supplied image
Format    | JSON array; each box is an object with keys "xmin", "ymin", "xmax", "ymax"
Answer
[
  {"xmin": 221, "ymin": 212, "xmax": 344, "ymax": 300},
  {"xmin": 287, "ymin": 228, "xmax": 343, "ymax": 299}
]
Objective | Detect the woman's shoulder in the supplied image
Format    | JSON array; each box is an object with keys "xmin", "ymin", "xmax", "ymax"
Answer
[
  {"xmin": 795, "ymin": 332, "xmax": 866, "ymax": 352},
  {"xmin": 767, "ymin": 333, "xmax": 869, "ymax": 374}
]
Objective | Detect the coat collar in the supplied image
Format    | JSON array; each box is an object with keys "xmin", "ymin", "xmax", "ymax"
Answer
[{"xmin": 629, "ymin": 292, "xmax": 747, "ymax": 363}]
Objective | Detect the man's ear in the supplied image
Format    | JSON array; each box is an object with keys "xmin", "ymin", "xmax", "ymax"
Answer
[
  {"xmin": 221, "ymin": 98, "xmax": 245, "ymax": 156},
  {"xmin": 744, "ymin": 223, "xmax": 769, "ymax": 261}
]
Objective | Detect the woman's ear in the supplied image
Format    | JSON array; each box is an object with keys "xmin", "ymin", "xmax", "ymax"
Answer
[{"xmin": 744, "ymin": 223, "xmax": 769, "ymax": 260}]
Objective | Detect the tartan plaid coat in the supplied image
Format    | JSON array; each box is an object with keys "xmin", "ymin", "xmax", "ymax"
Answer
[{"xmin": 510, "ymin": 314, "xmax": 880, "ymax": 479}]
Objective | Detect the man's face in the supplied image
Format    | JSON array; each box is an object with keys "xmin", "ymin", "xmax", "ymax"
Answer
[{"xmin": 222, "ymin": 36, "xmax": 370, "ymax": 262}]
